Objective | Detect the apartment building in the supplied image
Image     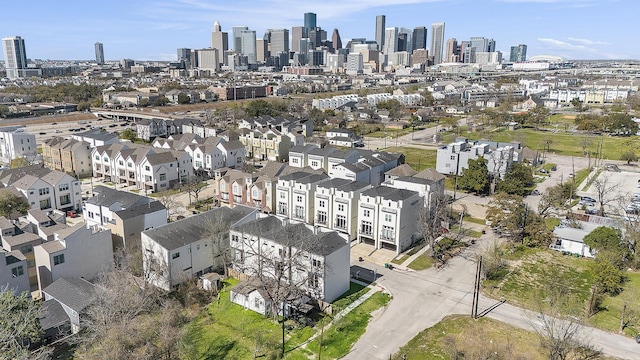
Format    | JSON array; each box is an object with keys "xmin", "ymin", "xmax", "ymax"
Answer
[
  {"xmin": 0, "ymin": 126, "xmax": 37, "ymax": 165},
  {"xmin": 314, "ymin": 179, "xmax": 371, "ymax": 240},
  {"xmin": 275, "ymin": 172, "xmax": 329, "ymax": 221},
  {"xmin": 436, "ymin": 139, "xmax": 515, "ymax": 178},
  {"xmin": 238, "ymin": 127, "xmax": 294, "ymax": 162},
  {"xmin": 84, "ymin": 186, "xmax": 167, "ymax": 247},
  {"xmin": 70, "ymin": 129, "xmax": 119, "ymax": 147},
  {"xmin": 357, "ymin": 186, "xmax": 422, "ymax": 254},
  {"xmin": 0, "ymin": 248, "xmax": 30, "ymax": 295},
  {"xmin": 42, "ymin": 137, "xmax": 93, "ymax": 177},
  {"xmin": 0, "ymin": 169, "xmax": 82, "ymax": 213},
  {"xmin": 142, "ymin": 206, "xmax": 259, "ymax": 291},
  {"xmin": 229, "ymin": 215, "xmax": 350, "ymax": 303}
]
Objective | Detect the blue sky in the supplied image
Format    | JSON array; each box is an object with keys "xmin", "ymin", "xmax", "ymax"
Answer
[{"xmin": 0, "ymin": 0, "xmax": 635, "ymax": 61}]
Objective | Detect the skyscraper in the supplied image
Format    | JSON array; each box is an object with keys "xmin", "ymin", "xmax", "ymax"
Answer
[
  {"xmin": 232, "ymin": 26, "xmax": 248, "ymax": 52},
  {"xmin": 375, "ymin": 15, "xmax": 386, "ymax": 51},
  {"xmin": 211, "ymin": 21, "xmax": 229, "ymax": 57},
  {"xmin": 95, "ymin": 42, "xmax": 105, "ymax": 65},
  {"xmin": 291, "ymin": 26, "xmax": 304, "ymax": 53},
  {"xmin": 256, "ymin": 38, "xmax": 268, "ymax": 62},
  {"xmin": 2, "ymin": 36, "xmax": 28, "ymax": 80},
  {"xmin": 383, "ymin": 27, "xmax": 398, "ymax": 55},
  {"xmin": 240, "ymin": 29, "xmax": 257, "ymax": 64},
  {"xmin": 509, "ymin": 44, "xmax": 527, "ymax": 62},
  {"xmin": 268, "ymin": 29, "xmax": 289, "ymax": 55},
  {"xmin": 430, "ymin": 22, "xmax": 445, "ymax": 65},
  {"xmin": 445, "ymin": 38, "xmax": 458, "ymax": 62},
  {"xmin": 304, "ymin": 13, "xmax": 317, "ymax": 33},
  {"xmin": 332, "ymin": 29, "xmax": 342, "ymax": 51},
  {"xmin": 412, "ymin": 27, "xmax": 427, "ymax": 51}
]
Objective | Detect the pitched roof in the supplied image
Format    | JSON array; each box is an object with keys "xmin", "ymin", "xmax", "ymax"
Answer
[
  {"xmin": 42, "ymin": 278, "xmax": 97, "ymax": 313},
  {"xmin": 39, "ymin": 299, "xmax": 69, "ymax": 331},
  {"xmin": 143, "ymin": 205, "xmax": 256, "ymax": 251},
  {"xmin": 145, "ymin": 152, "xmax": 176, "ymax": 166},
  {"xmin": 362, "ymin": 185, "xmax": 418, "ymax": 202},
  {"xmin": 414, "ymin": 168, "xmax": 446, "ymax": 182},
  {"xmin": 3, "ymin": 232, "xmax": 42, "ymax": 248},
  {"xmin": 115, "ymin": 200, "xmax": 166, "ymax": 220},
  {"xmin": 87, "ymin": 186, "xmax": 150, "ymax": 209},
  {"xmin": 385, "ymin": 164, "xmax": 418, "ymax": 177}
]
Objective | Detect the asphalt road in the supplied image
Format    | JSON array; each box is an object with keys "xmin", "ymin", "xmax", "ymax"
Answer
[{"xmin": 344, "ymin": 237, "xmax": 640, "ymax": 360}]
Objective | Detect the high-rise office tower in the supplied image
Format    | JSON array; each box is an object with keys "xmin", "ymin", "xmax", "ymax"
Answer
[
  {"xmin": 332, "ymin": 29, "xmax": 342, "ymax": 51},
  {"xmin": 397, "ymin": 33, "xmax": 408, "ymax": 52},
  {"xmin": 2, "ymin": 36, "xmax": 28, "ymax": 79},
  {"xmin": 459, "ymin": 41, "xmax": 469, "ymax": 63},
  {"xmin": 375, "ymin": 15, "xmax": 386, "ymax": 51},
  {"xmin": 412, "ymin": 27, "xmax": 427, "ymax": 51},
  {"xmin": 399, "ymin": 27, "xmax": 413, "ymax": 54},
  {"xmin": 445, "ymin": 38, "xmax": 458, "ymax": 62},
  {"xmin": 95, "ymin": 42, "xmax": 105, "ymax": 65},
  {"xmin": 469, "ymin": 37, "xmax": 494, "ymax": 53},
  {"xmin": 509, "ymin": 44, "xmax": 527, "ymax": 62},
  {"xmin": 304, "ymin": 12, "xmax": 317, "ymax": 33},
  {"xmin": 383, "ymin": 27, "xmax": 398, "ymax": 55},
  {"xmin": 307, "ymin": 28, "xmax": 326, "ymax": 49},
  {"xmin": 291, "ymin": 26, "xmax": 304, "ymax": 53},
  {"xmin": 240, "ymin": 29, "xmax": 257, "ymax": 64},
  {"xmin": 211, "ymin": 21, "xmax": 229, "ymax": 56},
  {"xmin": 268, "ymin": 29, "xmax": 289, "ymax": 55},
  {"xmin": 232, "ymin": 26, "xmax": 248, "ymax": 52},
  {"xmin": 256, "ymin": 38, "xmax": 268, "ymax": 62},
  {"xmin": 430, "ymin": 22, "xmax": 445, "ymax": 65}
]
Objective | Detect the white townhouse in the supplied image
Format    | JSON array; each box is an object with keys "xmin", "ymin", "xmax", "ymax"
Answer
[
  {"xmin": 113, "ymin": 146, "xmax": 155, "ymax": 187},
  {"xmin": 141, "ymin": 206, "xmax": 259, "ymax": 291},
  {"xmin": 218, "ymin": 140, "xmax": 246, "ymax": 168},
  {"xmin": 436, "ymin": 140, "xmax": 515, "ymax": 178},
  {"xmin": 275, "ymin": 172, "xmax": 329, "ymax": 221},
  {"xmin": 11, "ymin": 172, "xmax": 81, "ymax": 212},
  {"xmin": 229, "ymin": 215, "xmax": 350, "ymax": 303},
  {"xmin": 0, "ymin": 126, "xmax": 37, "ymax": 165},
  {"xmin": 314, "ymin": 179, "xmax": 371, "ymax": 240},
  {"xmin": 384, "ymin": 169, "xmax": 446, "ymax": 212},
  {"xmin": 357, "ymin": 186, "xmax": 422, "ymax": 254},
  {"xmin": 92, "ymin": 143, "xmax": 129, "ymax": 181},
  {"xmin": 138, "ymin": 152, "xmax": 181, "ymax": 193},
  {"xmin": 288, "ymin": 144, "xmax": 320, "ymax": 168},
  {"xmin": 325, "ymin": 129, "xmax": 361, "ymax": 147},
  {"xmin": 33, "ymin": 223, "xmax": 113, "ymax": 291}
]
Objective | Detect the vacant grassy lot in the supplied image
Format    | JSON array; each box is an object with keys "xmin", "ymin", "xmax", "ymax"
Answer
[
  {"xmin": 589, "ymin": 272, "xmax": 640, "ymax": 336},
  {"xmin": 407, "ymin": 254, "xmax": 434, "ymax": 270},
  {"xmin": 443, "ymin": 128, "xmax": 629, "ymax": 160},
  {"xmin": 384, "ymin": 147, "xmax": 437, "ymax": 171},
  {"xmin": 392, "ymin": 315, "xmax": 547, "ymax": 360}
]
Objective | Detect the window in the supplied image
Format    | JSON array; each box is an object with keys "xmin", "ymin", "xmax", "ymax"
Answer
[
  {"xmin": 291, "ymin": 158, "xmax": 299, "ymax": 164},
  {"xmin": 127, "ymin": 162, "xmax": 133, "ymax": 168},
  {"xmin": 95, "ymin": 155, "xmax": 100, "ymax": 160},
  {"xmin": 39, "ymin": 198, "xmax": 51, "ymax": 210},
  {"xmin": 364, "ymin": 209, "xmax": 370, "ymax": 217},
  {"xmin": 308, "ymin": 272, "xmax": 319, "ymax": 288},
  {"xmin": 335, "ymin": 215, "xmax": 347, "ymax": 229},
  {"xmin": 172, "ymin": 252, "xmax": 180, "ymax": 259},
  {"xmin": 104, "ymin": 156, "xmax": 108, "ymax": 162},
  {"xmin": 312, "ymin": 258, "xmax": 322, "ymax": 267},
  {"xmin": 338, "ymin": 204, "xmax": 345, "ymax": 212},
  {"xmin": 450, "ymin": 156, "xmax": 456, "ymax": 160},
  {"xmin": 296, "ymin": 195, "xmax": 303, "ymax": 202},
  {"xmin": 88, "ymin": 211, "xmax": 94, "ymax": 219},
  {"xmin": 278, "ymin": 202, "xmax": 288, "ymax": 215},
  {"xmin": 361, "ymin": 221, "xmax": 373, "ymax": 235},
  {"xmin": 12, "ymin": 266, "xmax": 24, "ymax": 277},
  {"xmin": 294, "ymin": 205, "xmax": 305, "ymax": 219},
  {"xmin": 39, "ymin": 188, "xmax": 50, "ymax": 196},
  {"xmin": 279, "ymin": 192, "xmax": 285, "ymax": 199},
  {"xmin": 53, "ymin": 254, "xmax": 65, "ymax": 265},
  {"xmin": 381, "ymin": 225, "xmax": 395, "ymax": 240},
  {"xmin": 319, "ymin": 200, "xmax": 326, "ymax": 208},
  {"xmin": 58, "ymin": 183, "xmax": 69, "ymax": 191},
  {"xmin": 255, "ymin": 297, "xmax": 263, "ymax": 308},
  {"xmin": 59, "ymin": 194, "xmax": 71, "ymax": 206},
  {"xmin": 20, "ymin": 245, "xmax": 33, "ymax": 254},
  {"xmin": 311, "ymin": 161, "xmax": 319, "ymax": 167},
  {"xmin": 145, "ymin": 165, "xmax": 150, "ymax": 171},
  {"xmin": 119, "ymin": 160, "xmax": 124, "ymax": 165},
  {"xmin": 317, "ymin": 211, "xmax": 327, "ymax": 224},
  {"xmin": 385, "ymin": 213, "xmax": 392, "ymax": 222}
]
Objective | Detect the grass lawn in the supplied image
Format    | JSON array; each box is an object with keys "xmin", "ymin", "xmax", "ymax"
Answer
[
  {"xmin": 304, "ymin": 292, "xmax": 391, "ymax": 359},
  {"xmin": 368, "ymin": 127, "xmax": 415, "ymax": 138},
  {"xmin": 589, "ymin": 272, "xmax": 640, "ymax": 336},
  {"xmin": 392, "ymin": 315, "xmax": 547, "ymax": 360},
  {"xmin": 391, "ymin": 255, "xmax": 409, "ymax": 265},
  {"xmin": 444, "ymin": 128, "xmax": 628, "ymax": 160},
  {"xmin": 384, "ymin": 147, "xmax": 437, "ymax": 171},
  {"xmin": 408, "ymin": 254, "xmax": 434, "ymax": 271},
  {"xmin": 483, "ymin": 248, "xmax": 594, "ymax": 310},
  {"xmin": 462, "ymin": 215, "xmax": 486, "ymax": 225},
  {"xmin": 181, "ymin": 279, "xmax": 380, "ymax": 360}
]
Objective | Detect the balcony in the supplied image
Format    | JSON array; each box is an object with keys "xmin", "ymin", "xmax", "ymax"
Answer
[
  {"xmin": 220, "ymin": 192, "xmax": 230, "ymax": 201},
  {"xmin": 380, "ymin": 232, "xmax": 396, "ymax": 241},
  {"xmin": 316, "ymin": 217, "xmax": 327, "ymax": 225},
  {"xmin": 277, "ymin": 206, "xmax": 288, "ymax": 215}
]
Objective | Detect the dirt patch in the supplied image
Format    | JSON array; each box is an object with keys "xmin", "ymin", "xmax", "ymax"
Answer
[{"xmin": 562, "ymin": 115, "xmax": 577, "ymax": 119}]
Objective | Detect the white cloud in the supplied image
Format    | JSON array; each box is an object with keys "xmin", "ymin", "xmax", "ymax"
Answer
[
  {"xmin": 537, "ymin": 37, "xmax": 626, "ymax": 59},
  {"xmin": 566, "ymin": 37, "xmax": 609, "ymax": 46}
]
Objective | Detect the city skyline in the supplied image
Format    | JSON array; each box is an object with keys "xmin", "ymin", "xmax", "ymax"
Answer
[{"xmin": 0, "ymin": 0, "xmax": 635, "ymax": 62}]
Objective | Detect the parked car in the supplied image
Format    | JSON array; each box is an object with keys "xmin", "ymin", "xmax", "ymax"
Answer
[
  {"xmin": 538, "ymin": 169, "xmax": 549, "ymax": 174},
  {"xmin": 581, "ymin": 196, "xmax": 597, "ymax": 203},
  {"xmin": 531, "ymin": 189, "xmax": 541, "ymax": 196},
  {"xmin": 626, "ymin": 204, "xmax": 640, "ymax": 214},
  {"xmin": 585, "ymin": 208, "xmax": 602, "ymax": 216}
]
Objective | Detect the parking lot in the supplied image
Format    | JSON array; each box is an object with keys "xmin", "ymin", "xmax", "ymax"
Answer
[{"xmin": 578, "ymin": 167, "xmax": 640, "ymax": 217}]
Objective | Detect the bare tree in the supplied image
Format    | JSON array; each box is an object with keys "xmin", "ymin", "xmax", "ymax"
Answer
[
  {"xmin": 157, "ymin": 190, "xmax": 181, "ymax": 222},
  {"xmin": 418, "ymin": 193, "xmax": 451, "ymax": 258},
  {"xmin": 592, "ymin": 174, "xmax": 620, "ymax": 217},
  {"xmin": 618, "ymin": 286, "xmax": 639, "ymax": 333},
  {"xmin": 204, "ymin": 215, "xmax": 233, "ymax": 278},
  {"xmin": 183, "ymin": 180, "xmax": 208, "ymax": 205}
]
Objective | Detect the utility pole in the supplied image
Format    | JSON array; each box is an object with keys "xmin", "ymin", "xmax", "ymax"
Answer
[{"xmin": 471, "ymin": 256, "xmax": 482, "ymax": 319}]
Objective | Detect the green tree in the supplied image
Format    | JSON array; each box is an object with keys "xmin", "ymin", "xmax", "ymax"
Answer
[
  {"xmin": 459, "ymin": 157, "xmax": 489, "ymax": 194},
  {"xmin": 538, "ymin": 182, "xmax": 574, "ymax": 217},
  {"xmin": 0, "ymin": 105, "xmax": 10, "ymax": 118},
  {"xmin": 151, "ymin": 96, "xmax": 170, "ymax": 107},
  {"xmin": 119, "ymin": 128, "xmax": 137, "ymax": 142},
  {"xmin": 177, "ymin": 92, "xmax": 191, "ymax": 104},
  {"xmin": 497, "ymin": 162, "xmax": 534, "ymax": 196},
  {"xmin": 486, "ymin": 192, "xmax": 526, "ymax": 241},
  {"xmin": 0, "ymin": 191, "xmax": 30, "ymax": 217},
  {"xmin": 525, "ymin": 105, "xmax": 550, "ymax": 130},
  {"xmin": 583, "ymin": 226, "xmax": 628, "ymax": 258},
  {"xmin": 376, "ymin": 99, "xmax": 403, "ymax": 120},
  {"xmin": 570, "ymin": 97, "xmax": 584, "ymax": 111},
  {"xmin": 591, "ymin": 250, "xmax": 625, "ymax": 295},
  {"xmin": 77, "ymin": 101, "xmax": 91, "ymax": 112},
  {"xmin": 0, "ymin": 288, "xmax": 50, "ymax": 359},
  {"xmin": 523, "ymin": 213, "xmax": 554, "ymax": 248},
  {"xmin": 309, "ymin": 107, "xmax": 328, "ymax": 128}
]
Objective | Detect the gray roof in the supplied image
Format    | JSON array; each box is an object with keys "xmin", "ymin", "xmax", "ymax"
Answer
[
  {"xmin": 42, "ymin": 277, "xmax": 97, "ymax": 313},
  {"xmin": 219, "ymin": 140, "xmax": 245, "ymax": 151},
  {"xmin": 145, "ymin": 152, "xmax": 176, "ymax": 166},
  {"xmin": 28, "ymin": 209, "xmax": 52, "ymax": 224},
  {"xmin": 553, "ymin": 222, "xmax": 602, "ymax": 243},
  {"xmin": 336, "ymin": 180, "xmax": 370, "ymax": 192},
  {"xmin": 75, "ymin": 129, "xmax": 119, "ymax": 142},
  {"xmin": 39, "ymin": 240, "xmax": 67, "ymax": 254},
  {"xmin": 87, "ymin": 186, "xmax": 150, "ymax": 209},
  {"xmin": 3, "ymin": 232, "xmax": 42, "ymax": 248},
  {"xmin": 289, "ymin": 144, "xmax": 319, "ymax": 154},
  {"xmin": 385, "ymin": 164, "xmax": 418, "ymax": 177},
  {"xmin": 39, "ymin": 299, "xmax": 69, "ymax": 331},
  {"xmin": 316, "ymin": 178, "xmax": 352, "ymax": 190},
  {"xmin": 0, "ymin": 216, "xmax": 15, "ymax": 231},
  {"xmin": 232, "ymin": 216, "xmax": 347, "ymax": 257},
  {"xmin": 362, "ymin": 185, "xmax": 418, "ymax": 201},
  {"xmin": 115, "ymin": 200, "xmax": 166, "ymax": 220},
  {"xmin": 414, "ymin": 168, "xmax": 446, "ymax": 182},
  {"xmin": 295, "ymin": 173, "xmax": 329, "ymax": 185},
  {"xmin": 143, "ymin": 205, "xmax": 256, "ymax": 251},
  {"xmin": 393, "ymin": 176, "xmax": 436, "ymax": 187}
]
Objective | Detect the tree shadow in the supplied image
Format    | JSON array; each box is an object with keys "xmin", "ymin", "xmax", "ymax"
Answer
[{"xmin": 201, "ymin": 338, "xmax": 237, "ymax": 360}]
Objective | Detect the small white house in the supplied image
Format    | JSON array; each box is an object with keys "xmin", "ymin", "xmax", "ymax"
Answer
[{"xmin": 550, "ymin": 221, "xmax": 599, "ymax": 258}]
